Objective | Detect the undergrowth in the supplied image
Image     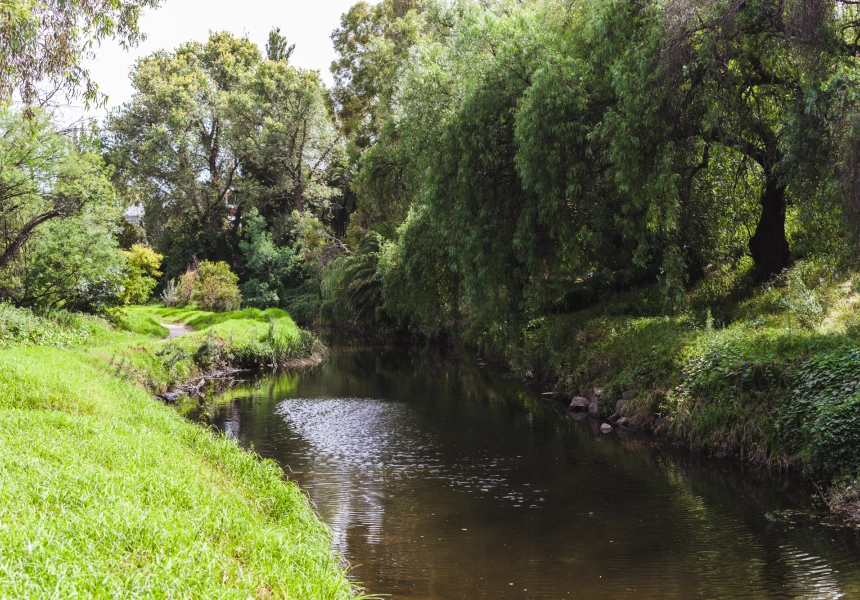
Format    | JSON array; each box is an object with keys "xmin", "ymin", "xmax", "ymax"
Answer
[{"xmin": 513, "ymin": 258, "xmax": 860, "ymax": 518}]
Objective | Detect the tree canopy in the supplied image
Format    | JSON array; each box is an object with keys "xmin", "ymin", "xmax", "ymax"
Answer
[{"xmin": 0, "ymin": 0, "xmax": 161, "ymax": 105}]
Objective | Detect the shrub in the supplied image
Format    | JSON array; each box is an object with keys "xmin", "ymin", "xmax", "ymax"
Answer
[
  {"xmin": 119, "ymin": 244, "xmax": 163, "ymax": 305},
  {"xmin": 160, "ymin": 278, "xmax": 179, "ymax": 307},
  {"xmin": 0, "ymin": 303, "xmax": 92, "ymax": 347},
  {"xmin": 192, "ymin": 261, "xmax": 242, "ymax": 312},
  {"xmin": 778, "ymin": 350, "xmax": 860, "ymax": 476},
  {"xmin": 177, "ymin": 268, "xmax": 198, "ymax": 307},
  {"xmin": 239, "ymin": 208, "xmax": 305, "ymax": 309}
]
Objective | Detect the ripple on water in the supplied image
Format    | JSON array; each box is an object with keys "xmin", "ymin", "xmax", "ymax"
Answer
[{"xmin": 204, "ymin": 347, "xmax": 860, "ymax": 600}]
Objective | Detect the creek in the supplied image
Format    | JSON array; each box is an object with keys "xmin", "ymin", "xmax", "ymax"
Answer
[{"xmin": 185, "ymin": 337, "xmax": 860, "ymax": 599}]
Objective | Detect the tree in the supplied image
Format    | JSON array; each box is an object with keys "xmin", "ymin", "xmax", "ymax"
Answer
[
  {"xmin": 266, "ymin": 27, "xmax": 295, "ymax": 63},
  {"xmin": 0, "ymin": 0, "xmax": 161, "ymax": 105},
  {"xmin": 239, "ymin": 208, "xmax": 304, "ymax": 308},
  {"xmin": 660, "ymin": 0, "xmax": 805, "ymax": 281},
  {"xmin": 330, "ymin": 0, "xmax": 430, "ymax": 152},
  {"xmin": 9, "ymin": 205, "xmax": 126, "ymax": 310},
  {"xmin": 119, "ymin": 244, "xmax": 163, "ymax": 304},
  {"xmin": 229, "ymin": 59, "xmax": 340, "ymax": 217},
  {"xmin": 0, "ymin": 108, "xmax": 116, "ymax": 275},
  {"xmin": 105, "ymin": 32, "xmax": 259, "ymax": 264},
  {"xmin": 192, "ymin": 260, "xmax": 242, "ymax": 312},
  {"xmin": 106, "ymin": 31, "xmax": 340, "ymax": 282}
]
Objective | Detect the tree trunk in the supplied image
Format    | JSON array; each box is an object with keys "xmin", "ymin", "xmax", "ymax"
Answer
[
  {"xmin": 748, "ymin": 173, "xmax": 791, "ymax": 283},
  {"xmin": 0, "ymin": 208, "xmax": 63, "ymax": 271}
]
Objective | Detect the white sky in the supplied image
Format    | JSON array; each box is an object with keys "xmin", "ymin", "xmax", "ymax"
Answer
[{"xmin": 81, "ymin": 0, "xmax": 365, "ymax": 116}]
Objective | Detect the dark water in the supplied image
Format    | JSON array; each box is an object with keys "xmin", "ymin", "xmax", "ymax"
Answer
[{"xmin": 187, "ymin": 340, "xmax": 860, "ymax": 599}]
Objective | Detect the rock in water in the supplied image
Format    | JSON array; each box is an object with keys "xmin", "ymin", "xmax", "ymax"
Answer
[
  {"xmin": 569, "ymin": 397, "xmax": 590, "ymax": 412},
  {"xmin": 600, "ymin": 423, "xmax": 613, "ymax": 433}
]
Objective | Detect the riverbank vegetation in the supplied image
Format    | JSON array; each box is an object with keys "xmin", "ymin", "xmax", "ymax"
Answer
[
  {"xmin": 312, "ymin": 0, "xmax": 860, "ymax": 521},
  {"xmin": 0, "ymin": 303, "xmax": 356, "ymax": 597}
]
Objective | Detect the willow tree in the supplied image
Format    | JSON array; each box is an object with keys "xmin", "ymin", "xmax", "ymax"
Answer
[{"xmin": 519, "ymin": 0, "xmax": 851, "ymax": 284}]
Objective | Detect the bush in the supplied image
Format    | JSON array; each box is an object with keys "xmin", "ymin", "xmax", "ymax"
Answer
[
  {"xmin": 119, "ymin": 244, "xmax": 163, "ymax": 305},
  {"xmin": 239, "ymin": 208, "xmax": 305, "ymax": 309},
  {"xmin": 778, "ymin": 350, "xmax": 860, "ymax": 476},
  {"xmin": 0, "ymin": 303, "xmax": 92, "ymax": 347},
  {"xmin": 177, "ymin": 268, "xmax": 198, "ymax": 306},
  {"xmin": 192, "ymin": 261, "xmax": 242, "ymax": 312},
  {"xmin": 160, "ymin": 278, "xmax": 179, "ymax": 307}
]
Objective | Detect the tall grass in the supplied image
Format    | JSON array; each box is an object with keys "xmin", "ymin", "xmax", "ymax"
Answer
[{"xmin": 119, "ymin": 305, "xmax": 326, "ymax": 373}]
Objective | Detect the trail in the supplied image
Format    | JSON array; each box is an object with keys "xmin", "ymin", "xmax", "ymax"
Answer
[{"xmin": 161, "ymin": 323, "xmax": 191, "ymax": 340}]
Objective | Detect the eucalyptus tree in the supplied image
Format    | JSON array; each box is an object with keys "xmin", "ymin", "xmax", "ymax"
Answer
[
  {"xmin": 0, "ymin": 0, "xmax": 161, "ymax": 105},
  {"xmin": 105, "ymin": 31, "xmax": 257, "ymax": 268},
  {"xmin": 330, "ymin": 0, "xmax": 430, "ymax": 152},
  {"xmin": 229, "ymin": 60, "xmax": 340, "ymax": 222}
]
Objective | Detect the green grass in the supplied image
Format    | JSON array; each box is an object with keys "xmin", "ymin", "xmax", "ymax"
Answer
[
  {"xmin": 109, "ymin": 306, "xmax": 169, "ymax": 338},
  {"xmin": 109, "ymin": 306, "xmax": 325, "ymax": 384},
  {"xmin": 0, "ymin": 305, "xmax": 359, "ymax": 598},
  {"xmin": 0, "ymin": 303, "xmax": 118, "ymax": 348}
]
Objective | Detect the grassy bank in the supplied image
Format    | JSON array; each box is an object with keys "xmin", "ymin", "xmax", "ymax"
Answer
[
  {"xmin": 82, "ymin": 305, "xmax": 328, "ymax": 394},
  {"xmin": 0, "ymin": 305, "xmax": 359, "ymax": 598},
  {"xmin": 504, "ymin": 259, "xmax": 860, "ymax": 523}
]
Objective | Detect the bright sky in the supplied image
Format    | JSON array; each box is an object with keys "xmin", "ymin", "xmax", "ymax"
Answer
[{"xmin": 82, "ymin": 0, "xmax": 365, "ymax": 115}]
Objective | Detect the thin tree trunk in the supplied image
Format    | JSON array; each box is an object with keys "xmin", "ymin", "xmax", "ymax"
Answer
[{"xmin": 749, "ymin": 173, "xmax": 791, "ymax": 283}]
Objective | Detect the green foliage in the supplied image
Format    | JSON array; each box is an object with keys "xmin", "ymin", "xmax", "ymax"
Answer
[
  {"xmin": 0, "ymin": 303, "xmax": 96, "ymax": 347},
  {"xmin": 779, "ymin": 351, "xmax": 860, "ymax": 476},
  {"xmin": 376, "ymin": 208, "xmax": 459, "ymax": 336},
  {"xmin": 281, "ymin": 282, "xmax": 321, "ymax": 324},
  {"xmin": 121, "ymin": 305, "xmax": 324, "ymax": 370},
  {"xmin": 321, "ymin": 224, "xmax": 396, "ymax": 325},
  {"xmin": 330, "ymin": 0, "xmax": 430, "ymax": 153},
  {"xmin": 105, "ymin": 31, "xmax": 340, "ymax": 284},
  {"xmin": 322, "ymin": 0, "xmax": 860, "ymax": 357},
  {"xmin": 0, "ymin": 0, "xmax": 160, "ymax": 105},
  {"xmin": 118, "ymin": 244, "xmax": 163, "ymax": 305},
  {"xmin": 192, "ymin": 261, "xmax": 242, "ymax": 312},
  {"xmin": 115, "ymin": 217, "xmax": 147, "ymax": 249},
  {"xmin": 0, "ymin": 108, "xmax": 125, "ymax": 311},
  {"xmin": 238, "ymin": 209, "xmax": 304, "ymax": 309},
  {"xmin": 176, "ymin": 268, "xmax": 198, "ymax": 307}
]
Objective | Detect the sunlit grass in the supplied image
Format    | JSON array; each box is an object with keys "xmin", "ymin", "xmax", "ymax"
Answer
[{"xmin": 0, "ymin": 306, "xmax": 358, "ymax": 598}]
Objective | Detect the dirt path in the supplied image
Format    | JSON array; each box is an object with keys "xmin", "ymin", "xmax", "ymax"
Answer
[{"xmin": 161, "ymin": 323, "xmax": 192, "ymax": 340}]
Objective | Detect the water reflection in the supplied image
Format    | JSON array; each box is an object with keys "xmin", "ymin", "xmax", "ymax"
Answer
[{"xmin": 189, "ymin": 341, "xmax": 860, "ymax": 599}]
